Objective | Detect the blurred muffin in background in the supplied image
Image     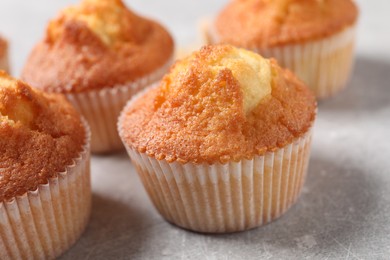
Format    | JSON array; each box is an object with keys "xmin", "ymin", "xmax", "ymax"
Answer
[
  {"xmin": 0, "ymin": 36, "xmax": 9, "ymax": 73},
  {"xmin": 206, "ymin": 0, "xmax": 359, "ymax": 99},
  {"xmin": 119, "ymin": 45, "xmax": 317, "ymax": 233},
  {"xmin": 0, "ymin": 72, "xmax": 91, "ymax": 259},
  {"xmin": 22, "ymin": 0, "xmax": 174, "ymax": 153}
]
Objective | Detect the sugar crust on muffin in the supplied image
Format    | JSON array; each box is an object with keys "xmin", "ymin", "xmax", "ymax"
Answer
[
  {"xmin": 0, "ymin": 72, "xmax": 85, "ymax": 201},
  {"xmin": 214, "ymin": 0, "xmax": 359, "ymax": 48},
  {"xmin": 22, "ymin": 0, "xmax": 174, "ymax": 93},
  {"xmin": 121, "ymin": 45, "xmax": 317, "ymax": 164}
]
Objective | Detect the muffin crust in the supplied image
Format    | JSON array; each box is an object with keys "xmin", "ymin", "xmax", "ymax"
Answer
[
  {"xmin": 121, "ymin": 45, "xmax": 316, "ymax": 164},
  {"xmin": 22, "ymin": 0, "xmax": 174, "ymax": 93},
  {"xmin": 214, "ymin": 0, "xmax": 358, "ymax": 48},
  {"xmin": 0, "ymin": 72, "xmax": 86, "ymax": 201}
]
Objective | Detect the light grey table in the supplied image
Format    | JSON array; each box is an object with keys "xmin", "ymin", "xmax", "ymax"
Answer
[{"xmin": 1, "ymin": 1, "xmax": 389, "ymax": 259}]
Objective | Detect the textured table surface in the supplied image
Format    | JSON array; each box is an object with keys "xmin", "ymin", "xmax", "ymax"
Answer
[{"xmin": 1, "ymin": 1, "xmax": 389, "ymax": 259}]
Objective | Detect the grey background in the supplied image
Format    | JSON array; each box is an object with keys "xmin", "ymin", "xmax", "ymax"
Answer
[{"xmin": 1, "ymin": 0, "xmax": 390, "ymax": 259}]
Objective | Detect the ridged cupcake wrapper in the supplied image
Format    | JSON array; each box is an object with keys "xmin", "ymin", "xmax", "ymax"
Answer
[
  {"xmin": 123, "ymin": 130, "xmax": 313, "ymax": 233},
  {"xmin": 208, "ymin": 24, "xmax": 357, "ymax": 99},
  {"xmin": 257, "ymin": 26, "xmax": 356, "ymax": 99},
  {"xmin": 0, "ymin": 120, "xmax": 91, "ymax": 259},
  {"xmin": 66, "ymin": 58, "xmax": 173, "ymax": 154}
]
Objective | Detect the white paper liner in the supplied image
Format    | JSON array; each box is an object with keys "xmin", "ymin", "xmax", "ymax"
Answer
[
  {"xmin": 119, "ymin": 107, "xmax": 313, "ymax": 234},
  {"xmin": 66, "ymin": 58, "xmax": 173, "ymax": 154},
  {"xmin": 0, "ymin": 119, "xmax": 91, "ymax": 259},
  {"xmin": 207, "ymin": 24, "xmax": 357, "ymax": 99},
  {"xmin": 200, "ymin": 17, "xmax": 214, "ymax": 48}
]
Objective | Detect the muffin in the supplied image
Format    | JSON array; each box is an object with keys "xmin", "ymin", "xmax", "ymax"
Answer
[
  {"xmin": 119, "ymin": 45, "xmax": 317, "ymax": 233},
  {"xmin": 206, "ymin": 0, "xmax": 359, "ymax": 99},
  {"xmin": 0, "ymin": 36, "xmax": 9, "ymax": 72},
  {"xmin": 22, "ymin": 0, "xmax": 174, "ymax": 153},
  {"xmin": 0, "ymin": 72, "xmax": 91, "ymax": 258}
]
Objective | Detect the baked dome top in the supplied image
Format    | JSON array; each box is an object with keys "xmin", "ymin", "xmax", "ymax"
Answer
[
  {"xmin": 0, "ymin": 72, "xmax": 86, "ymax": 201},
  {"xmin": 214, "ymin": 0, "xmax": 358, "ymax": 48},
  {"xmin": 22, "ymin": 0, "xmax": 174, "ymax": 93},
  {"xmin": 120, "ymin": 45, "xmax": 316, "ymax": 164}
]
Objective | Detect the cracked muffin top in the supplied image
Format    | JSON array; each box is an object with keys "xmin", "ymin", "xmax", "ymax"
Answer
[
  {"xmin": 120, "ymin": 45, "xmax": 316, "ymax": 164},
  {"xmin": 214, "ymin": 0, "xmax": 358, "ymax": 48},
  {"xmin": 22, "ymin": 0, "xmax": 174, "ymax": 93},
  {"xmin": 0, "ymin": 72, "xmax": 86, "ymax": 202}
]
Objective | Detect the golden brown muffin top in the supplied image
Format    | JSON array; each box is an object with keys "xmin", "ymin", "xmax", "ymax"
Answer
[
  {"xmin": 0, "ymin": 72, "xmax": 86, "ymax": 202},
  {"xmin": 120, "ymin": 45, "xmax": 316, "ymax": 164},
  {"xmin": 22, "ymin": 0, "xmax": 174, "ymax": 93},
  {"xmin": 214, "ymin": 0, "xmax": 358, "ymax": 48}
]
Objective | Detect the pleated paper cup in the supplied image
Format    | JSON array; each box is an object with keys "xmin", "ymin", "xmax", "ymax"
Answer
[
  {"xmin": 119, "ymin": 91, "xmax": 314, "ymax": 233},
  {"xmin": 124, "ymin": 130, "xmax": 312, "ymax": 233},
  {"xmin": 0, "ymin": 120, "xmax": 91, "ymax": 259},
  {"xmin": 66, "ymin": 58, "xmax": 173, "ymax": 154},
  {"xmin": 207, "ymin": 24, "xmax": 357, "ymax": 99}
]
